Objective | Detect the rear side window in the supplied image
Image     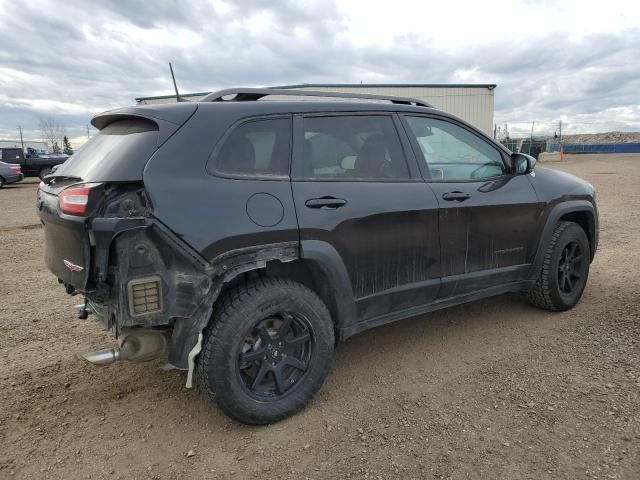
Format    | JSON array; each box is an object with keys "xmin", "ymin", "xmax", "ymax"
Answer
[
  {"xmin": 295, "ymin": 115, "xmax": 410, "ymax": 180},
  {"xmin": 53, "ymin": 118, "xmax": 159, "ymax": 182},
  {"xmin": 211, "ymin": 118, "xmax": 291, "ymax": 178}
]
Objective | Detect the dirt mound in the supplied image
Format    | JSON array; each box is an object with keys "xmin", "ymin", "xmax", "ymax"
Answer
[{"xmin": 561, "ymin": 131, "xmax": 640, "ymax": 144}]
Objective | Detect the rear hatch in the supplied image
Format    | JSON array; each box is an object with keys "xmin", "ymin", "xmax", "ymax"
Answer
[{"xmin": 38, "ymin": 104, "xmax": 196, "ymax": 290}]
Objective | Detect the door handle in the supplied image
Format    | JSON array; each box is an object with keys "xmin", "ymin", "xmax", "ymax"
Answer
[
  {"xmin": 442, "ymin": 191, "xmax": 471, "ymax": 202},
  {"xmin": 305, "ymin": 197, "xmax": 348, "ymax": 209}
]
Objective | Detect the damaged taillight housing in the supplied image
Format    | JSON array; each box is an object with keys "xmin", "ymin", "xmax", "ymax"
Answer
[
  {"xmin": 58, "ymin": 183, "xmax": 103, "ymax": 216},
  {"xmin": 103, "ymin": 186, "xmax": 152, "ymax": 218}
]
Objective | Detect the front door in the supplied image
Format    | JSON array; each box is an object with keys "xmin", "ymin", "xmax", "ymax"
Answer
[
  {"xmin": 291, "ymin": 113, "xmax": 441, "ymax": 322},
  {"xmin": 402, "ymin": 114, "xmax": 542, "ymax": 298}
]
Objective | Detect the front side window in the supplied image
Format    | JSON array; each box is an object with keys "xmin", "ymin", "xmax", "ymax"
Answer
[
  {"xmin": 213, "ymin": 117, "xmax": 291, "ymax": 177},
  {"xmin": 297, "ymin": 115, "xmax": 410, "ymax": 180},
  {"xmin": 405, "ymin": 116, "xmax": 505, "ymax": 180}
]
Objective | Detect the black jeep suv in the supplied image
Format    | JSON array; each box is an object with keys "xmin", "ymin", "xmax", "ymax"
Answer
[{"xmin": 38, "ymin": 88, "xmax": 598, "ymax": 424}]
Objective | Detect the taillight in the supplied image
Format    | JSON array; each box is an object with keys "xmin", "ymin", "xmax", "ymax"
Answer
[
  {"xmin": 9, "ymin": 166, "xmax": 21, "ymax": 173},
  {"xmin": 59, "ymin": 183, "xmax": 100, "ymax": 216}
]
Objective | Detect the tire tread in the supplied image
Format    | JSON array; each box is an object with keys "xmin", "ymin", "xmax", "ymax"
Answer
[
  {"xmin": 528, "ymin": 221, "xmax": 589, "ymax": 311},
  {"xmin": 198, "ymin": 276, "xmax": 333, "ymax": 424}
]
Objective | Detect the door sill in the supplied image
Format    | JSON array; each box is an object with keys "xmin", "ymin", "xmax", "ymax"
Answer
[{"xmin": 341, "ymin": 281, "xmax": 531, "ymax": 339}]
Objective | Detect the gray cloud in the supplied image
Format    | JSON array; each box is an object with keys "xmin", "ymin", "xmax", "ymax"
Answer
[{"xmin": 1, "ymin": 0, "xmax": 639, "ymax": 145}]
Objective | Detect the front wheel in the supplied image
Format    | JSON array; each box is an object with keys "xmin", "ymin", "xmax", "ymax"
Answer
[
  {"xmin": 198, "ymin": 277, "xmax": 334, "ymax": 424},
  {"xmin": 528, "ymin": 221, "xmax": 590, "ymax": 311}
]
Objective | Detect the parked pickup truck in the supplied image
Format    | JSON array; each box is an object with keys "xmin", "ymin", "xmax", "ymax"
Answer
[{"xmin": 0, "ymin": 147, "xmax": 68, "ymax": 178}]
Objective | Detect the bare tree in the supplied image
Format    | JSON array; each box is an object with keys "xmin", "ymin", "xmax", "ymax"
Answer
[{"xmin": 39, "ymin": 118, "xmax": 65, "ymax": 153}]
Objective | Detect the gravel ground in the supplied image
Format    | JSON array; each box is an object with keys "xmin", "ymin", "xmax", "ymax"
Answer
[{"xmin": 0, "ymin": 154, "xmax": 638, "ymax": 480}]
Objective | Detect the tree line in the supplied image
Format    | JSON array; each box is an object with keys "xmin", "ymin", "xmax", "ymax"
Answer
[{"xmin": 39, "ymin": 118, "xmax": 74, "ymax": 155}]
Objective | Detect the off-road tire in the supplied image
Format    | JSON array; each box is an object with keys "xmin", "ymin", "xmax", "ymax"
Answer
[
  {"xmin": 528, "ymin": 221, "xmax": 590, "ymax": 311},
  {"xmin": 198, "ymin": 277, "xmax": 334, "ymax": 425}
]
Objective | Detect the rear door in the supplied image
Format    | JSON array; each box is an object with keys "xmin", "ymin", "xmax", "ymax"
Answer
[
  {"xmin": 401, "ymin": 114, "xmax": 542, "ymax": 298},
  {"xmin": 291, "ymin": 113, "xmax": 441, "ymax": 322}
]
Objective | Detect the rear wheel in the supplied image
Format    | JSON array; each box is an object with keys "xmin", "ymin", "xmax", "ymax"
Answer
[
  {"xmin": 198, "ymin": 277, "xmax": 334, "ymax": 424},
  {"xmin": 528, "ymin": 221, "xmax": 590, "ymax": 311}
]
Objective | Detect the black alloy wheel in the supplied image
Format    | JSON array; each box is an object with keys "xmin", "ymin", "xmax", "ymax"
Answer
[
  {"xmin": 198, "ymin": 277, "xmax": 334, "ymax": 425},
  {"xmin": 238, "ymin": 312, "xmax": 313, "ymax": 399},
  {"xmin": 557, "ymin": 241, "xmax": 586, "ymax": 296}
]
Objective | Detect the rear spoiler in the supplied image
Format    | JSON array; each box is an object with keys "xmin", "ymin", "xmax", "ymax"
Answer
[{"xmin": 91, "ymin": 104, "xmax": 198, "ymax": 144}]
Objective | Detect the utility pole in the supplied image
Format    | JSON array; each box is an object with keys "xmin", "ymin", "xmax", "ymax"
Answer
[
  {"xmin": 17, "ymin": 126, "xmax": 25, "ymax": 152},
  {"xmin": 558, "ymin": 119, "xmax": 562, "ymax": 144},
  {"xmin": 529, "ymin": 121, "xmax": 535, "ymax": 155},
  {"xmin": 530, "ymin": 121, "xmax": 535, "ymax": 142}
]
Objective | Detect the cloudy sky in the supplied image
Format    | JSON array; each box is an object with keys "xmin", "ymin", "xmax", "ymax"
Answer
[{"xmin": 1, "ymin": 0, "xmax": 639, "ymax": 147}]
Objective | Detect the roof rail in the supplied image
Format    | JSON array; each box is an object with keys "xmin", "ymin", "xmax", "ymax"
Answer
[{"xmin": 199, "ymin": 88, "xmax": 432, "ymax": 107}]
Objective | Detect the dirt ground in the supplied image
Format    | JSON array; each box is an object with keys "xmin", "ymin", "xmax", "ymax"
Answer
[{"xmin": 1, "ymin": 154, "xmax": 638, "ymax": 480}]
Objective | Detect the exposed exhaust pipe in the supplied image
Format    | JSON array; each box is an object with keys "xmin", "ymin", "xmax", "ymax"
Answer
[
  {"xmin": 82, "ymin": 329, "xmax": 167, "ymax": 366},
  {"xmin": 83, "ymin": 348, "xmax": 122, "ymax": 366}
]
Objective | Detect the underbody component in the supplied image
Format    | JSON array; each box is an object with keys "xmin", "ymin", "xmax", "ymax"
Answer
[
  {"xmin": 82, "ymin": 329, "xmax": 168, "ymax": 366},
  {"xmin": 127, "ymin": 276, "xmax": 163, "ymax": 316}
]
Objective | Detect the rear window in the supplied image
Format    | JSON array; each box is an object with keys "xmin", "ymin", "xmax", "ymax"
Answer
[
  {"xmin": 0, "ymin": 149, "xmax": 22, "ymax": 161},
  {"xmin": 53, "ymin": 119, "xmax": 159, "ymax": 182}
]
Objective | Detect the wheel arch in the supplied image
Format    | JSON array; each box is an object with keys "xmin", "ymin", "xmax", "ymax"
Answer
[
  {"xmin": 217, "ymin": 240, "xmax": 357, "ymax": 344},
  {"xmin": 263, "ymin": 247, "xmax": 356, "ymax": 344},
  {"xmin": 168, "ymin": 240, "xmax": 356, "ymax": 371},
  {"xmin": 528, "ymin": 201, "xmax": 598, "ymax": 281},
  {"xmin": 558, "ymin": 209, "xmax": 597, "ymax": 261}
]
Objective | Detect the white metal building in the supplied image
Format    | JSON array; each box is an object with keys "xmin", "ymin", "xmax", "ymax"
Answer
[{"xmin": 135, "ymin": 83, "xmax": 496, "ymax": 135}]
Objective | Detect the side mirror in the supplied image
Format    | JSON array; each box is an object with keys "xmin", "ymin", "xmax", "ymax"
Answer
[{"xmin": 512, "ymin": 153, "xmax": 536, "ymax": 174}]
